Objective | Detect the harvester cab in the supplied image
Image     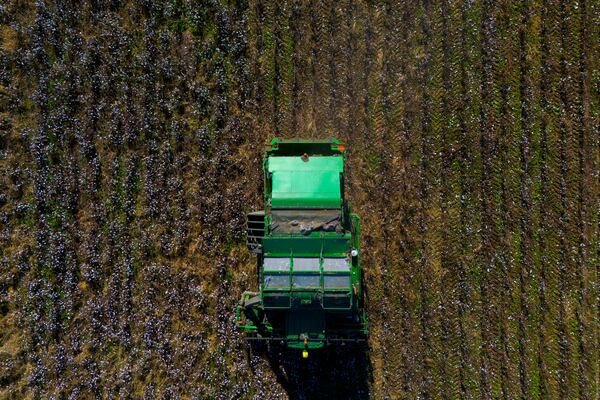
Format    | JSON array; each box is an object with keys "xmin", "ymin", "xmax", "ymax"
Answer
[{"xmin": 236, "ymin": 138, "xmax": 368, "ymax": 357}]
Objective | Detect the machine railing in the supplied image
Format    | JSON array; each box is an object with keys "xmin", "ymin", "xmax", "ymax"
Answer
[{"xmin": 246, "ymin": 211, "xmax": 265, "ymax": 253}]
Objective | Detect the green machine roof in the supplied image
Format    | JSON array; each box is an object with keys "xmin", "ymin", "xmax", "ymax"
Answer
[{"xmin": 267, "ymin": 156, "xmax": 343, "ymax": 208}]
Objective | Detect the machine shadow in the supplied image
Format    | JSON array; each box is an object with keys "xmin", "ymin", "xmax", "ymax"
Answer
[{"xmin": 264, "ymin": 343, "xmax": 372, "ymax": 400}]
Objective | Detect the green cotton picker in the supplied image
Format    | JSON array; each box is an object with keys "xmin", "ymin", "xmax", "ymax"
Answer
[{"xmin": 235, "ymin": 138, "xmax": 368, "ymax": 358}]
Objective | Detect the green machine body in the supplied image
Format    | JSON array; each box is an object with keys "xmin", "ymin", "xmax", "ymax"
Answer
[{"xmin": 236, "ymin": 138, "xmax": 367, "ymax": 356}]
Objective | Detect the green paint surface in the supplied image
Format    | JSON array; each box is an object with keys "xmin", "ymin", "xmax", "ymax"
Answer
[{"xmin": 268, "ymin": 156, "xmax": 343, "ymax": 208}]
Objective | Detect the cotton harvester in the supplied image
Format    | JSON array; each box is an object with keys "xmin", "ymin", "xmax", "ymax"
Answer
[{"xmin": 236, "ymin": 138, "xmax": 367, "ymax": 358}]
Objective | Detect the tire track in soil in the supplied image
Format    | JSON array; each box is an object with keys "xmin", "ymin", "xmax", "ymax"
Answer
[
  {"xmin": 515, "ymin": 0, "xmax": 540, "ymax": 397},
  {"xmin": 573, "ymin": 0, "xmax": 595, "ymax": 397},
  {"xmin": 456, "ymin": 2, "xmax": 484, "ymax": 397},
  {"xmin": 376, "ymin": 2, "xmax": 423, "ymax": 397},
  {"xmin": 536, "ymin": 0, "xmax": 562, "ymax": 397},
  {"xmin": 557, "ymin": 0, "xmax": 581, "ymax": 396},
  {"xmin": 479, "ymin": 0, "xmax": 502, "ymax": 396}
]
